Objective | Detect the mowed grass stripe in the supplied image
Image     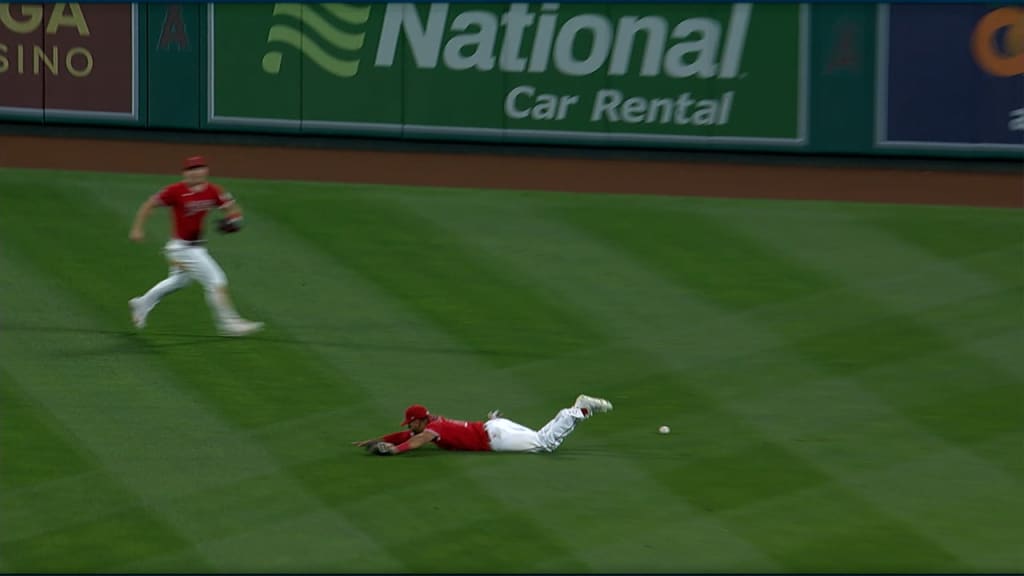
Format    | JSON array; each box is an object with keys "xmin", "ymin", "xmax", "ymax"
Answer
[
  {"xmin": 565, "ymin": 196, "xmax": 1019, "ymax": 467},
  {"xmin": 245, "ymin": 182, "xmax": 605, "ymax": 367},
  {"xmin": 112, "ymin": 548, "xmax": 214, "ymax": 573},
  {"xmin": 67, "ymin": 173, "xmax": 596, "ymax": 571},
  {"xmin": 393, "ymin": 188, "xmax": 782, "ymax": 359},
  {"xmin": 22, "ymin": 172, "xmax": 531, "ymax": 571},
  {"xmin": 24, "ymin": 175, "xmax": 376, "ymax": 431},
  {"xmin": 964, "ymin": 328, "xmax": 1024, "ymax": 384},
  {"xmin": 190, "ymin": 509, "xmax": 410, "ymax": 572},
  {"xmin": 592, "ymin": 198, "xmax": 1017, "ymax": 544},
  {"xmin": 679, "ymin": 346, "xmax": 1022, "ymax": 570},
  {"xmin": 286, "ymin": 457, "xmax": 593, "ymax": 572},
  {"xmin": 0, "ymin": 368, "xmax": 95, "ymax": 489},
  {"xmin": 0, "ymin": 257, "xmax": 205, "ymax": 570},
  {"xmin": 409, "ymin": 191, "xmax": 989, "ymax": 569},
  {"xmin": 5, "ymin": 168, "xmax": 1011, "ymax": 571},
  {"xmin": 0, "ymin": 367, "xmax": 155, "ymax": 546},
  {"xmin": 174, "ymin": 209, "xmax": 592, "ymax": 571},
  {"xmin": 393, "ymin": 190, "xmax": 875, "ymax": 568},
  {"xmin": 0, "ymin": 249, "xmax": 403, "ymax": 572},
  {"xmin": 836, "ymin": 444, "xmax": 1023, "ymax": 570},
  {"xmin": 133, "ymin": 474, "xmax": 407, "ymax": 572},
  {"xmin": 1, "ymin": 509, "xmax": 198, "ymax": 573},
  {"xmin": 384, "ymin": 191, "xmax": 817, "ymax": 570},
  {"xmin": 548, "ymin": 198, "xmax": 831, "ymax": 309},
  {"xmin": 198, "ymin": 188, "xmax": 769, "ymax": 571},
  {"xmin": 147, "ymin": 176, "xmax": 775, "ymax": 571},
  {"xmin": 1, "ymin": 471, "xmax": 132, "ymax": 545},
  {"xmin": 638, "ymin": 199, "xmax": 1018, "ymax": 565},
  {"xmin": 716, "ymin": 205, "xmax": 1022, "ymax": 464},
  {"xmin": 972, "ymin": 431, "xmax": 1024, "ymax": 481},
  {"xmin": 717, "ymin": 481, "xmax": 965, "ymax": 572},
  {"xmin": 859, "ymin": 203, "xmax": 1023, "ymax": 287},
  {"xmin": 4, "ymin": 169, "xmax": 712, "ymax": 569}
]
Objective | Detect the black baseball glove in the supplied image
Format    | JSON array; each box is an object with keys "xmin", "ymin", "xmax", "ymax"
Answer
[
  {"xmin": 217, "ymin": 215, "xmax": 244, "ymax": 234},
  {"xmin": 366, "ymin": 441, "xmax": 395, "ymax": 456}
]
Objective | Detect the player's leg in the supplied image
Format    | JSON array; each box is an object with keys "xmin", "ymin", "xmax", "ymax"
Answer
[
  {"xmin": 533, "ymin": 408, "xmax": 585, "ymax": 452},
  {"xmin": 130, "ymin": 247, "xmax": 193, "ymax": 328},
  {"xmin": 534, "ymin": 395, "xmax": 614, "ymax": 452},
  {"xmin": 186, "ymin": 247, "xmax": 263, "ymax": 336},
  {"xmin": 483, "ymin": 418, "xmax": 545, "ymax": 453}
]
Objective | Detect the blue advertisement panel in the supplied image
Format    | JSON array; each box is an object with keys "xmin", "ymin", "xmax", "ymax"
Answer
[{"xmin": 877, "ymin": 4, "xmax": 1024, "ymax": 150}]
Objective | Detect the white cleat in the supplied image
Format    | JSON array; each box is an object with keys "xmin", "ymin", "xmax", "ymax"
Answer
[
  {"xmin": 129, "ymin": 297, "xmax": 149, "ymax": 329},
  {"xmin": 219, "ymin": 319, "xmax": 264, "ymax": 337},
  {"xmin": 487, "ymin": 409, "xmax": 503, "ymax": 421},
  {"xmin": 574, "ymin": 394, "xmax": 613, "ymax": 415}
]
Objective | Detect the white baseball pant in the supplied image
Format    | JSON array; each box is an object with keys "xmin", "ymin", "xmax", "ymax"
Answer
[
  {"xmin": 163, "ymin": 239, "xmax": 228, "ymax": 288},
  {"xmin": 136, "ymin": 239, "xmax": 238, "ymax": 326},
  {"xmin": 483, "ymin": 407, "xmax": 587, "ymax": 453}
]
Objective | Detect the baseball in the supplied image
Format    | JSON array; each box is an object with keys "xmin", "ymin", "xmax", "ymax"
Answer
[{"xmin": 658, "ymin": 425, "xmax": 671, "ymax": 434}]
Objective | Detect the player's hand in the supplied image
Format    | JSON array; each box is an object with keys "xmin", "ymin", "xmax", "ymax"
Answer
[
  {"xmin": 366, "ymin": 442, "xmax": 396, "ymax": 456},
  {"xmin": 129, "ymin": 228, "xmax": 144, "ymax": 243},
  {"xmin": 352, "ymin": 439, "xmax": 375, "ymax": 448}
]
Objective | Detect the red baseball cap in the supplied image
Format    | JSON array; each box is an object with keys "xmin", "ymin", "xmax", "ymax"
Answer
[
  {"xmin": 183, "ymin": 155, "xmax": 207, "ymax": 170},
  {"xmin": 401, "ymin": 404, "xmax": 430, "ymax": 426}
]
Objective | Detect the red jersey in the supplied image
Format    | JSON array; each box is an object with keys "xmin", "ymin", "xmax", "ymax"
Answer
[
  {"xmin": 155, "ymin": 182, "xmax": 234, "ymax": 241},
  {"xmin": 425, "ymin": 416, "xmax": 491, "ymax": 451}
]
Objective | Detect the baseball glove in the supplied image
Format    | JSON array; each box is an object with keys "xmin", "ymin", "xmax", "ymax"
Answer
[
  {"xmin": 217, "ymin": 215, "xmax": 243, "ymax": 234},
  {"xmin": 366, "ymin": 441, "xmax": 395, "ymax": 456}
]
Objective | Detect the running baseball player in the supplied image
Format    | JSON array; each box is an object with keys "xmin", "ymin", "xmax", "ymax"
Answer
[
  {"xmin": 353, "ymin": 394, "xmax": 613, "ymax": 455},
  {"xmin": 128, "ymin": 156, "xmax": 263, "ymax": 337}
]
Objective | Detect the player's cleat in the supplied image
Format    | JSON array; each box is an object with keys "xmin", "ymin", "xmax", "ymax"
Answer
[
  {"xmin": 219, "ymin": 319, "xmax": 264, "ymax": 337},
  {"xmin": 129, "ymin": 297, "xmax": 149, "ymax": 329},
  {"xmin": 574, "ymin": 394, "xmax": 613, "ymax": 415},
  {"xmin": 487, "ymin": 409, "xmax": 503, "ymax": 420}
]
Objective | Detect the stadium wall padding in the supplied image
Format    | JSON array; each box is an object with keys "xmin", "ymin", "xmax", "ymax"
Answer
[{"xmin": 1, "ymin": 2, "xmax": 1020, "ymax": 159}]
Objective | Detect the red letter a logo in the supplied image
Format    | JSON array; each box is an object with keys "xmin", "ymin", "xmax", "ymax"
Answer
[{"xmin": 159, "ymin": 5, "xmax": 190, "ymax": 51}]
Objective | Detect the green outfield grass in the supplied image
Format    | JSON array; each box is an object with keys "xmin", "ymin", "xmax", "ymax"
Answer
[{"xmin": 1, "ymin": 167, "xmax": 1021, "ymax": 573}]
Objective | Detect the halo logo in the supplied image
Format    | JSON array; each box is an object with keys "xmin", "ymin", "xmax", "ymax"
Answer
[
  {"xmin": 261, "ymin": 3, "xmax": 371, "ymax": 78},
  {"xmin": 971, "ymin": 7, "xmax": 1024, "ymax": 77}
]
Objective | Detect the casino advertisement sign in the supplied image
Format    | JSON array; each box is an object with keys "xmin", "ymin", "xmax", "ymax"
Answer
[
  {"xmin": 0, "ymin": 3, "xmax": 138, "ymax": 120},
  {"xmin": 877, "ymin": 4, "xmax": 1024, "ymax": 150}
]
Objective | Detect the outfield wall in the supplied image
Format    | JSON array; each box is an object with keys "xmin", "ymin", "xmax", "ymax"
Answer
[{"xmin": 1, "ymin": 3, "xmax": 1021, "ymax": 159}]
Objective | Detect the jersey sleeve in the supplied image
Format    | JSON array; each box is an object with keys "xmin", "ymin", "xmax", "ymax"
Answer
[
  {"xmin": 154, "ymin": 185, "xmax": 177, "ymax": 206},
  {"xmin": 380, "ymin": 430, "xmax": 414, "ymax": 445},
  {"xmin": 424, "ymin": 422, "xmax": 445, "ymax": 442},
  {"xmin": 213, "ymin": 185, "xmax": 236, "ymax": 208}
]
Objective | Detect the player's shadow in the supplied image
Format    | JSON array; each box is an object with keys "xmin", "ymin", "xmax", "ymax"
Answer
[
  {"xmin": 353, "ymin": 447, "xmax": 630, "ymax": 460},
  {"xmin": 3, "ymin": 323, "xmax": 544, "ymax": 362},
  {"xmin": 2, "ymin": 323, "xmax": 228, "ymax": 357}
]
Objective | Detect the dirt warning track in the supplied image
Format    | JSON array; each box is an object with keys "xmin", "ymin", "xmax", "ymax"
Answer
[{"xmin": 1, "ymin": 134, "xmax": 1020, "ymax": 208}]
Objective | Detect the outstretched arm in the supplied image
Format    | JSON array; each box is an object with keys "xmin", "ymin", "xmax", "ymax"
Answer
[
  {"xmin": 352, "ymin": 430, "xmax": 414, "ymax": 448},
  {"xmin": 389, "ymin": 430, "xmax": 439, "ymax": 454},
  {"xmin": 130, "ymin": 196, "xmax": 160, "ymax": 242}
]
